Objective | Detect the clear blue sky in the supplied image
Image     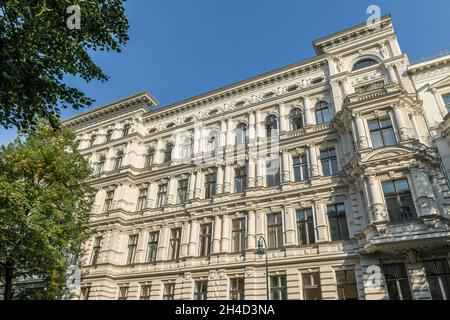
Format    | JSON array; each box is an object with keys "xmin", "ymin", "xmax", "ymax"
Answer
[{"xmin": 1, "ymin": 0, "xmax": 449, "ymax": 146}]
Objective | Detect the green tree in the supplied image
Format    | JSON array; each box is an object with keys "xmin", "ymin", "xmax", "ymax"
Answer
[
  {"xmin": 0, "ymin": 0, "xmax": 129, "ymax": 130},
  {"xmin": 0, "ymin": 121, "xmax": 94, "ymax": 300}
]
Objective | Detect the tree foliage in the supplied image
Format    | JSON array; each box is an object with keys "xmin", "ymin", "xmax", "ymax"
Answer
[
  {"xmin": 0, "ymin": 0, "xmax": 129, "ymax": 130},
  {"xmin": 0, "ymin": 121, "xmax": 94, "ymax": 300}
]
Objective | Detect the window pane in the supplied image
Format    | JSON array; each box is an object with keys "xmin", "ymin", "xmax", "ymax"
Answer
[
  {"xmin": 370, "ymin": 131, "xmax": 384, "ymax": 148},
  {"xmin": 381, "ymin": 128, "xmax": 396, "ymax": 145}
]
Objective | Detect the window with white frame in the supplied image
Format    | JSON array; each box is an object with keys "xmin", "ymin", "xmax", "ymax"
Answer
[
  {"xmin": 156, "ymin": 184, "xmax": 168, "ymax": 208},
  {"xmin": 293, "ymin": 154, "xmax": 309, "ymax": 182},
  {"xmin": 327, "ymin": 203, "xmax": 349, "ymax": 241},
  {"xmin": 302, "ymin": 273, "xmax": 322, "ymax": 300},
  {"xmin": 204, "ymin": 173, "xmax": 216, "ymax": 199},
  {"xmin": 368, "ymin": 117, "xmax": 396, "ymax": 149},
  {"xmin": 164, "ymin": 143, "xmax": 173, "ymax": 163},
  {"xmin": 103, "ymin": 190, "xmax": 114, "ymax": 213},
  {"xmin": 423, "ymin": 259, "xmax": 450, "ymax": 300},
  {"xmin": 290, "ymin": 108, "xmax": 303, "ymax": 130},
  {"xmin": 89, "ymin": 135, "xmax": 96, "ymax": 147},
  {"xmin": 105, "ymin": 129, "xmax": 113, "ymax": 142},
  {"xmin": 267, "ymin": 213, "xmax": 283, "ymax": 249},
  {"xmin": 118, "ymin": 286, "xmax": 129, "ymax": 300},
  {"xmin": 140, "ymin": 284, "xmax": 151, "ymax": 300},
  {"xmin": 199, "ymin": 223, "xmax": 212, "ymax": 256},
  {"xmin": 194, "ymin": 280, "xmax": 208, "ymax": 300},
  {"xmin": 230, "ymin": 278, "xmax": 245, "ymax": 300},
  {"xmin": 146, "ymin": 231, "xmax": 159, "ymax": 263},
  {"xmin": 168, "ymin": 228, "xmax": 182, "ymax": 260},
  {"xmin": 122, "ymin": 124, "xmax": 130, "ymax": 138},
  {"xmin": 136, "ymin": 187, "xmax": 148, "ymax": 211},
  {"xmin": 266, "ymin": 158, "xmax": 280, "ymax": 187},
  {"xmin": 234, "ymin": 166, "xmax": 247, "ymax": 193},
  {"xmin": 382, "ymin": 263, "xmax": 413, "ymax": 300},
  {"xmin": 382, "ymin": 179, "xmax": 417, "ymax": 222},
  {"xmin": 114, "ymin": 151, "xmax": 124, "ymax": 170},
  {"xmin": 176, "ymin": 179, "xmax": 188, "ymax": 204},
  {"xmin": 315, "ymin": 101, "xmax": 332, "ymax": 124},
  {"xmin": 270, "ymin": 275, "xmax": 287, "ymax": 300},
  {"xmin": 126, "ymin": 234, "xmax": 139, "ymax": 265},
  {"xmin": 336, "ymin": 269, "xmax": 358, "ymax": 300},
  {"xmin": 265, "ymin": 115, "xmax": 278, "ymax": 138},
  {"xmin": 163, "ymin": 283, "xmax": 175, "ymax": 300},
  {"xmin": 296, "ymin": 208, "xmax": 315, "ymax": 245},
  {"xmin": 90, "ymin": 236, "xmax": 102, "ymax": 266},
  {"xmin": 231, "ymin": 218, "xmax": 246, "ymax": 252},
  {"xmin": 145, "ymin": 148, "xmax": 155, "ymax": 167},
  {"xmin": 95, "ymin": 156, "xmax": 105, "ymax": 175},
  {"xmin": 320, "ymin": 147, "xmax": 338, "ymax": 176},
  {"xmin": 181, "ymin": 138, "xmax": 193, "ymax": 158},
  {"xmin": 236, "ymin": 123, "xmax": 248, "ymax": 145}
]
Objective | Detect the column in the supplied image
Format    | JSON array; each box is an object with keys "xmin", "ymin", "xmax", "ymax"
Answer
[
  {"xmin": 180, "ymin": 221, "xmax": 191, "ymax": 258},
  {"xmin": 167, "ymin": 176, "xmax": 177, "ymax": 205},
  {"xmin": 282, "ymin": 150, "xmax": 291, "ymax": 183},
  {"xmin": 352, "ymin": 113, "xmax": 369, "ymax": 149},
  {"xmin": 303, "ymin": 95, "xmax": 314, "ymax": 126},
  {"xmin": 364, "ymin": 175, "xmax": 388, "ymax": 223},
  {"xmin": 283, "ymin": 206, "xmax": 296, "ymax": 246},
  {"xmin": 248, "ymin": 111, "xmax": 256, "ymax": 141},
  {"xmin": 247, "ymin": 158, "xmax": 256, "ymax": 188},
  {"xmin": 147, "ymin": 181, "xmax": 157, "ymax": 208},
  {"xmin": 256, "ymin": 158, "xmax": 264, "ymax": 187},
  {"xmin": 188, "ymin": 220, "xmax": 199, "ymax": 257},
  {"xmin": 188, "ymin": 171, "xmax": 196, "ymax": 200},
  {"xmin": 308, "ymin": 143, "xmax": 320, "ymax": 177},
  {"xmin": 220, "ymin": 214, "xmax": 230, "ymax": 253},
  {"xmin": 215, "ymin": 164, "xmax": 224, "ymax": 195},
  {"xmin": 278, "ymin": 102, "xmax": 287, "ymax": 132},
  {"xmin": 410, "ymin": 167, "xmax": 439, "ymax": 217},
  {"xmin": 255, "ymin": 109, "xmax": 262, "ymax": 138},
  {"xmin": 226, "ymin": 118, "xmax": 234, "ymax": 146},
  {"xmin": 393, "ymin": 103, "xmax": 413, "ymax": 141},
  {"xmin": 194, "ymin": 169, "xmax": 203, "ymax": 199},
  {"xmin": 330, "ymin": 80, "xmax": 343, "ymax": 112},
  {"xmin": 247, "ymin": 210, "xmax": 256, "ymax": 250},
  {"xmin": 223, "ymin": 164, "xmax": 231, "ymax": 193},
  {"xmin": 155, "ymin": 139, "xmax": 164, "ymax": 164},
  {"xmin": 220, "ymin": 119, "xmax": 227, "ymax": 147},
  {"xmin": 386, "ymin": 65, "xmax": 398, "ymax": 84},
  {"xmin": 157, "ymin": 226, "xmax": 170, "ymax": 261},
  {"xmin": 313, "ymin": 201, "xmax": 329, "ymax": 242},
  {"xmin": 212, "ymin": 215, "xmax": 222, "ymax": 254}
]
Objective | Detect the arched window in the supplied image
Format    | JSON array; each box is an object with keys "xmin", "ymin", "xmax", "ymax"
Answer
[
  {"xmin": 290, "ymin": 108, "xmax": 303, "ymax": 130},
  {"xmin": 114, "ymin": 151, "xmax": 124, "ymax": 170},
  {"xmin": 145, "ymin": 148, "xmax": 155, "ymax": 167},
  {"xmin": 164, "ymin": 143, "xmax": 173, "ymax": 163},
  {"xmin": 96, "ymin": 156, "xmax": 106, "ymax": 175},
  {"xmin": 181, "ymin": 138, "xmax": 194, "ymax": 158},
  {"xmin": 265, "ymin": 115, "xmax": 278, "ymax": 138},
  {"xmin": 236, "ymin": 123, "xmax": 248, "ymax": 145},
  {"xmin": 122, "ymin": 124, "xmax": 130, "ymax": 137},
  {"xmin": 352, "ymin": 58, "xmax": 378, "ymax": 71},
  {"xmin": 315, "ymin": 101, "xmax": 332, "ymax": 124}
]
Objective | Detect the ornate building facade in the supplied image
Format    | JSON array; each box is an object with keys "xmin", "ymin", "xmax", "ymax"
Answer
[{"xmin": 64, "ymin": 15, "xmax": 450, "ymax": 300}]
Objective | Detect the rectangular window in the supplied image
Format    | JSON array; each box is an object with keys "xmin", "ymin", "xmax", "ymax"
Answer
[
  {"xmin": 368, "ymin": 117, "xmax": 396, "ymax": 149},
  {"xmin": 126, "ymin": 234, "xmax": 139, "ymax": 265},
  {"xmin": 163, "ymin": 283, "xmax": 175, "ymax": 300},
  {"xmin": 302, "ymin": 273, "xmax": 322, "ymax": 300},
  {"xmin": 80, "ymin": 287, "xmax": 91, "ymax": 300},
  {"xmin": 231, "ymin": 218, "xmax": 246, "ymax": 252},
  {"xmin": 423, "ymin": 259, "xmax": 450, "ymax": 300},
  {"xmin": 204, "ymin": 173, "xmax": 217, "ymax": 199},
  {"xmin": 336, "ymin": 270, "xmax": 358, "ymax": 300},
  {"xmin": 176, "ymin": 179, "xmax": 188, "ymax": 204},
  {"xmin": 199, "ymin": 223, "xmax": 212, "ymax": 256},
  {"xmin": 146, "ymin": 231, "xmax": 159, "ymax": 263},
  {"xmin": 137, "ymin": 188, "xmax": 148, "ymax": 211},
  {"xmin": 267, "ymin": 213, "xmax": 283, "ymax": 249},
  {"xmin": 168, "ymin": 228, "xmax": 182, "ymax": 260},
  {"xmin": 105, "ymin": 129, "xmax": 113, "ymax": 142},
  {"xmin": 296, "ymin": 208, "xmax": 315, "ymax": 245},
  {"xmin": 443, "ymin": 94, "xmax": 450, "ymax": 113},
  {"xmin": 293, "ymin": 154, "xmax": 309, "ymax": 182},
  {"xmin": 194, "ymin": 280, "xmax": 208, "ymax": 300},
  {"xmin": 89, "ymin": 135, "xmax": 96, "ymax": 147},
  {"xmin": 145, "ymin": 150, "xmax": 154, "ymax": 168},
  {"xmin": 266, "ymin": 158, "xmax": 281, "ymax": 187},
  {"xmin": 382, "ymin": 263, "xmax": 412, "ymax": 300},
  {"xmin": 140, "ymin": 284, "xmax": 151, "ymax": 300},
  {"xmin": 103, "ymin": 190, "xmax": 114, "ymax": 213},
  {"xmin": 90, "ymin": 237, "xmax": 102, "ymax": 266},
  {"xmin": 234, "ymin": 167, "xmax": 247, "ymax": 193},
  {"xmin": 382, "ymin": 179, "xmax": 417, "ymax": 222},
  {"xmin": 122, "ymin": 124, "xmax": 130, "ymax": 138},
  {"xmin": 327, "ymin": 203, "xmax": 349, "ymax": 241},
  {"xmin": 270, "ymin": 275, "xmax": 287, "ymax": 300},
  {"xmin": 230, "ymin": 278, "xmax": 245, "ymax": 300},
  {"xmin": 118, "ymin": 286, "xmax": 129, "ymax": 300},
  {"xmin": 156, "ymin": 184, "xmax": 168, "ymax": 208},
  {"xmin": 320, "ymin": 147, "xmax": 338, "ymax": 176}
]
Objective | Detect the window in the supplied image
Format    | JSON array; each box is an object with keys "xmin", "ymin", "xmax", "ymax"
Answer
[
  {"xmin": 382, "ymin": 263, "xmax": 413, "ymax": 300},
  {"xmin": 352, "ymin": 58, "xmax": 378, "ymax": 71},
  {"xmin": 267, "ymin": 213, "xmax": 283, "ymax": 249},
  {"xmin": 209, "ymin": 109, "xmax": 219, "ymax": 116},
  {"xmin": 368, "ymin": 117, "xmax": 396, "ymax": 148},
  {"xmin": 296, "ymin": 208, "xmax": 315, "ymax": 245},
  {"xmin": 199, "ymin": 223, "xmax": 212, "ymax": 256},
  {"xmin": 145, "ymin": 148, "xmax": 155, "ymax": 167},
  {"xmin": 105, "ymin": 129, "xmax": 113, "ymax": 142},
  {"xmin": 204, "ymin": 173, "xmax": 217, "ymax": 199},
  {"xmin": 126, "ymin": 235, "xmax": 139, "ymax": 265},
  {"xmin": 118, "ymin": 286, "xmax": 129, "ymax": 300},
  {"xmin": 166, "ymin": 122, "xmax": 175, "ymax": 128},
  {"xmin": 194, "ymin": 280, "xmax": 208, "ymax": 300},
  {"xmin": 336, "ymin": 270, "xmax": 358, "ymax": 300},
  {"xmin": 320, "ymin": 147, "xmax": 338, "ymax": 176},
  {"xmin": 89, "ymin": 135, "xmax": 96, "ymax": 147},
  {"xmin": 382, "ymin": 179, "xmax": 417, "ymax": 222},
  {"xmin": 80, "ymin": 287, "xmax": 91, "ymax": 300},
  {"xmin": 163, "ymin": 283, "xmax": 175, "ymax": 300},
  {"xmin": 114, "ymin": 151, "xmax": 124, "ymax": 171},
  {"xmin": 164, "ymin": 143, "xmax": 173, "ymax": 163},
  {"xmin": 90, "ymin": 237, "xmax": 102, "ymax": 266},
  {"xmin": 423, "ymin": 259, "xmax": 450, "ymax": 300},
  {"xmin": 266, "ymin": 158, "xmax": 280, "ymax": 187},
  {"xmin": 137, "ymin": 188, "xmax": 148, "ymax": 211},
  {"xmin": 293, "ymin": 154, "xmax": 309, "ymax": 182},
  {"xmin": 95, "ymin": 156, "xmax": 105, "ymax": 175},
  {"xmin": 156, "ymin": 184, "xmax": 168, "ymax": 208},
  {"xmin": 290, "ymin": 108, "xmax": 303, "ymax": 130},
  {"xmin": 236, "ymin": 123, "xmax": 248, "ymax": 145},
  {"xmin": 168, "ymin": 228, "xmax": 182, "ymax": 260},
  {"xmin": 176, "ymin": 179, "xmax": 188, "ymax": 204},
  {"xmin": 103, "ymin": 190, "xmax": 114, "ymax": 213},
  {"xmin": 444, "ymin": 94, "xmax": 450, "ymax": 113},
  {"xmin": 232, "ymin": 218, "xmax": 246, "ymax": 252},
  {"xmin": 140, "ymin": 284, "xmax": 151, "ymax": 300},
  {"xmin": 315, "ymin": 101, "xmax": 332, "ymax": 124},
  {"xmin": 264, "ymin": 92, "xmax": 276, "ymax": 100},
  {"xmin": 270, "ymin": 275, "xmax": 287, "ymax": 300},
  {"xmin": 146, "ymin": 231, "xmax": 159, "ymax": 263},
  {"xmin": 265, "ymin": 115, "xmax": 278, "ymax": 138},
  {"xmin": 122, "ymin": 124, "xmax": 130, "ymax": 137},
  {"xmin": 302, "ymin": 273, "xmax": 322, "ymax": 300},
  {"xmin": 327, "ymin": 203, "xmax": 349, "ymax": 241},
  {"xmin": 207, "ymin": 135, "xmax": 218, "ymax": 152},
  {"xmin": 181, "ymin": 138, "xmax": 193, "ymax": 158},
  {"xmin": 234, "ymin": 167, "xmax": 247, "ymax": 193},
  {"xmin": 230, "ymin": 278, "xmax": 245, "ymax": 300}
]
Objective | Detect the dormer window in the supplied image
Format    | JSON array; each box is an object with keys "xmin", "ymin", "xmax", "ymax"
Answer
[
  {"xmin": 352, "ymin": 58, "xmax": 378, "ymax": 71},
  {"xmin": 209, "ymin": 109, "xmax": 219, "ymax": 116},
  {"xmin": 287, "ymin": 85, "xmax": 298, "ymax": 92},
  {"xmin": 263, "ymin": 92, "xmax": 275, "ymax": 100}
]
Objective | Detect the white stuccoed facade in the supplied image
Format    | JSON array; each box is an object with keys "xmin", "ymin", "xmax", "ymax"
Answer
[{"xmin": 63, "ymin": 15, "xmax": 450, "ymax": 300}]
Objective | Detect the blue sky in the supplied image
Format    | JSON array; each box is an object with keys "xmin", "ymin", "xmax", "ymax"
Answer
[{"xmin": 1, "ymin": 0, "xmax": 449, "ymax": 146}]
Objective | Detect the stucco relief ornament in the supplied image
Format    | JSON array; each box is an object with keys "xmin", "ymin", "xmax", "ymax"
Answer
[
  {"xmin": 310, "ymin": 164, "xmax": 320, "ymax": 176},
  {"xmin": 398, "ymin": 127, "xmax": 413, "ymax": 140},
  {"xmin": 209, "ymin": 270, "xmax": 218, "ymax": 280},
  {"xmin": 357, "ymin": 137, "xmax": 369, "ymax": 149},
  {"xmin": 372, "ymin": 203, "xmax": 387, "ymax": 222},
  {"xmin": 245, "ymin": 266, "xmax": 253, "ymax": 277}
]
